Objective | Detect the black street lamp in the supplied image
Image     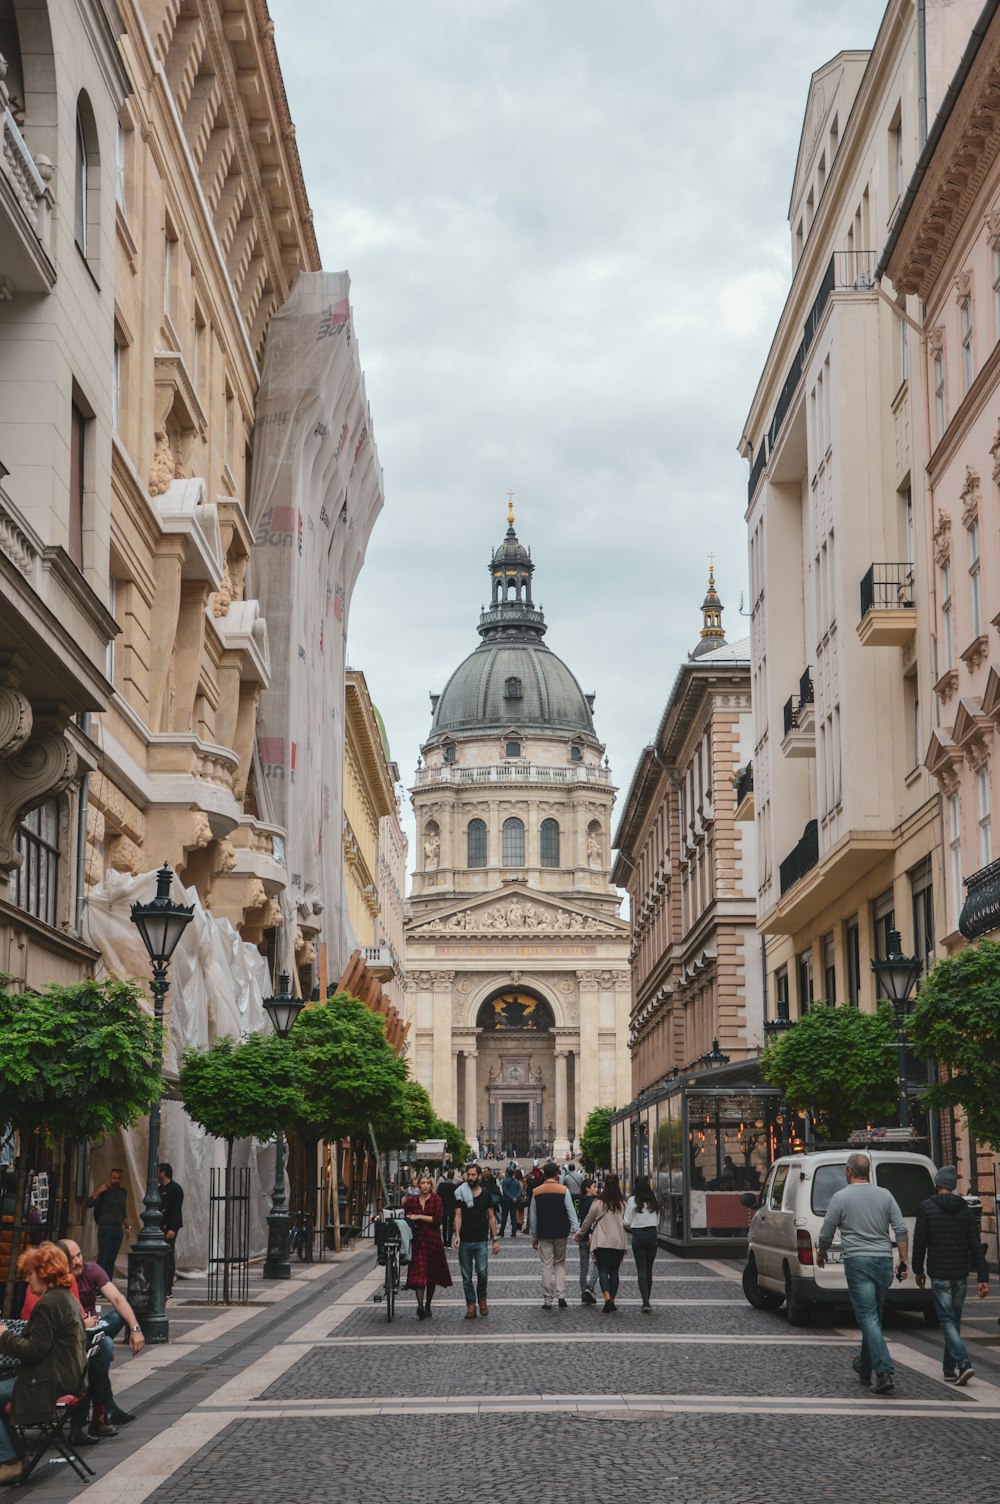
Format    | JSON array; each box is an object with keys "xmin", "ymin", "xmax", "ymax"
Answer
[
  {"xmin": 699, "ymin": 1038, "xmax": 730, "ymax": 1067},
  {"xmin": 262, "ymin": 972, "xmax": 304, "ymax": 1280},
  {"xmin": 127, "ymin": 863, "xmax": 194, "ymax": 1344},
  {"xmin": 763, "ymin": 1017, "xmax": 795, "ymax": 1038},
  {"xmin": 871, "ymin": 928, "xmax": 921, "ymax": 1129}
]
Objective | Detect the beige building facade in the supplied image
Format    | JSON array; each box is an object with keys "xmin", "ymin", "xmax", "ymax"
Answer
[
  {"xmin": 738, "ymin": 1, "xmax": 981, "ymax": 1027},
  {"xmin": 612, "ymin": 580, "xmax": 760, "ymax": 1096},
  {"xmin": 405, "ymin": 512, "xmax": 630, "ymax": 1157}
]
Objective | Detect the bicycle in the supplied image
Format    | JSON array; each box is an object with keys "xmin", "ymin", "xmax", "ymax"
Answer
[{"xmin": 373, "ymin": 1211, "xmax": 404, "ymax": 1322}]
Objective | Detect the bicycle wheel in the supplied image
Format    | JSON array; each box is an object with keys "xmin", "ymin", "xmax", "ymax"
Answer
[{"xmin": 385, "ymin": 1248, "xmax": 398, "ymax": 1321}]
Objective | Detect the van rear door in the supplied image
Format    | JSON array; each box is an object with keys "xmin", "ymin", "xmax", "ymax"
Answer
[{"xmin": 874, "ymin": 1157, "xmax": 936, "ymax": 1252}]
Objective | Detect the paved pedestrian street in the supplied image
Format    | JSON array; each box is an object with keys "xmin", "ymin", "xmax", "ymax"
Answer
[{"xmin": 22, "ymin": 1240, "xmax": 1000, "ymax": 1504}]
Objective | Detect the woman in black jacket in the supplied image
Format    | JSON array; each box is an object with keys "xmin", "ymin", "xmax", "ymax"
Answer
[{"xmin": 0, "ymin": 1243, "xmax": 86, "ymax": 1484}]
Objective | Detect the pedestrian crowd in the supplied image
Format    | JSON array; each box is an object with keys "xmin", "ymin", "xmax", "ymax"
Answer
[{"xmin": 396, "ymin": 1159, "xmax": 662, "ymax": 1320}]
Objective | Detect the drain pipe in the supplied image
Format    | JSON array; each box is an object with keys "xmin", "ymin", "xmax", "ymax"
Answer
[
  {"xmin": 918, "ymin": 0, "xmax": 927, "ymax": 149},
  {"xmin": 74, "ymin": 712, "xmax": 91, "ymax": 937}
]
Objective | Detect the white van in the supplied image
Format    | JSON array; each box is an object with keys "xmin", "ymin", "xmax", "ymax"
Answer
[{"xmin": 740, "ymin": 1148, "xmax": 938, "ymax": 1324}]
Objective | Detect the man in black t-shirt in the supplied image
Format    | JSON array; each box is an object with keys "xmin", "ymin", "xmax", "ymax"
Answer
[{"xmin": 452, "ymin": 1164, "xmax": 499, "ymax": 1318}]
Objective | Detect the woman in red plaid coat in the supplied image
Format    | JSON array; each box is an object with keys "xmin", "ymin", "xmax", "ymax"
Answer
[{"xmin": 404, "ymin": 1173, "xmax": 452, "ymax": 1318}]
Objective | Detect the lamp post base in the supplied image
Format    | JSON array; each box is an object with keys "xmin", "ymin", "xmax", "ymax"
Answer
[
  {"xmin": 263, "ymin": 1211, "xmax": 291, "ymax": 1280},
  {"xmin": 126, "ymin": 1240, "xmax": 170, "ymax": 1344}
]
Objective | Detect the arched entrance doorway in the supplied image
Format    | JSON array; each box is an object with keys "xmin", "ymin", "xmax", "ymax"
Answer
[{"xmin": 476, "ymin": 988, "xmax": 554, "ymax": 1156}]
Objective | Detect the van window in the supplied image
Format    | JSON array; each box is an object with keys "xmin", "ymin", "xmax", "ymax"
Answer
[
  {"xmin": 811, "ymin": 1162, "xmax": 848, "ymax": 1214},
  {"xmin": 769, "ymin": 1164, "xmax": 790, "ymax": 1210},
  {"xmin": 876, "ymin": 1160, "xmax": 935, "ymax": 1215}
]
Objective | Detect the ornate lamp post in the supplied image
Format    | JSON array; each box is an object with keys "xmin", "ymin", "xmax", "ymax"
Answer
[
  {"xmin": 262, "ymin": 972, "xmax": 303, "ymax": 1280},
  {"xmin": 127, "ymin": 864, "xmax": 194, "ymax": 1343},
  {"xmin": 871, "ymin": 929, "xmax": 921, "ymax": 1129},
  {"xmin": 699, "ymin": 1039, "xmax": 731, "ymax": 1068}
]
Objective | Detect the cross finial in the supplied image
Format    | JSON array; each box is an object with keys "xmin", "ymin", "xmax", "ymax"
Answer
[
  {"xmin": 708, "ymin": 550, "xmax": 716, "ymax": 582},
  {"xmin": 506, "ymin": 489, "xmax": 515, "ymax": 527}
]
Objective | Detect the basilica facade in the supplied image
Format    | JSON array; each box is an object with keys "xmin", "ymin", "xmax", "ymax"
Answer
[{"xmin": 405, "ymin": 509, "xmax": 630, "ymax": 1158}]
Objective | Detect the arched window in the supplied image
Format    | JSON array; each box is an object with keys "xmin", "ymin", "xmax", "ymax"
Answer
[
  {"xmin": 74, "ymin": 93, "xmax": 99, "ymax": 268},
  {"xmin": 502, "ymin": 816, "xmax": 525, "ymax": 866},
  {"xmin": 540, "ymin": 818, "xmax": 560, "ymax": 867},
  {"xmin": 467, "ymin": 818, "xmax": 487, "ymax": 868}
]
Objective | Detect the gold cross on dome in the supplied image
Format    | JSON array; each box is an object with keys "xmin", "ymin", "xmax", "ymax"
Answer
[{"xmin": 506, "ymin": 489, "xmax": 515, "ymax": 526}]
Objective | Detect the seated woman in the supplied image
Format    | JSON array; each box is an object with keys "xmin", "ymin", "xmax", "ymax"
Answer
[{"xmin": 0, "ymin": 1242, "xmax": 86, "ymax": 1484}]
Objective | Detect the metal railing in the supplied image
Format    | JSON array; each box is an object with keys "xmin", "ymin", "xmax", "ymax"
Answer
[
  {"xmin": 859, "ymin": 562, "xmax": 915, "ymax": 618},
  {"xmin": 958, "ymin": 858, "xmax": 1000, "ymax": 939},
  {"xmin": 747, "ymin": 442, "xmax": 768, "ymax": 503},
  {"xmin": 735, "ymin": 762, "xmax": 753, "ymax": 806},
  {"xmin": 749, "ymin": 252, "xmax": 876, "ymax": 503},
  {"xmin": 782, "ymin": 672, "xmax": 813, "ymax": 737},
  {"xmin": 414, "ymin": 762, "xmax": 612, "ymax": 787},
  {"xmin": 779, "ymin": 819, "xmax": 819, "ymax": 896}
]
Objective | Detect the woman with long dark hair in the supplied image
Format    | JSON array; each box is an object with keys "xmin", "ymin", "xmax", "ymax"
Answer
[
  {"xmin": 575, "ymin": 1174, "xmax": 627, "ymax": 1312},
  {"xmin": 625, "ymin": 1175, "xmax": 660, "ymax": 1312}
]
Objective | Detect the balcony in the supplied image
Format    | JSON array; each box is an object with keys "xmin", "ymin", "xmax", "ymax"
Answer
[
  {"xmin": 734, "ymin": 762, "xmax": 754, "ymax": 822},
  {"xmin": 778, "ymin": 819, "xmax": 819, "ymax": 896},
  {"xmin": 857, "ymin": 562, "xmax": 916, "ymax": 647},
  {"xmin": 362, "ymin": 944, "xmax": 397, "ymax": 980},
  {"xmin": 747, "ymin": 252, "xmax": 876, "ymax": 504},
  {"xmin": 958, "ymin": 859, "xmax": 1000, "ymax": 940},
  {"xmin": 0, "ymin": 69, "xmax": 55, "ymax": 295},
  {"xmin": 413, "ymin": 762, "xmax": 612, "ymax": 788},
  {"xmin": 781, "ymin": 668, "xmax": 815, "ymax": 758}
]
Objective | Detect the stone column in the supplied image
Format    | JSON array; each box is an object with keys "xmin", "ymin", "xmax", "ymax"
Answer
[
  {"xmin": 464, "ymin": 1050, "xmax": 478, "ymax": 1149},
  {"xmin": 554, "ymin": 1049, "xmax": 569, "ymax": 1158},
  {"xmin": 452, "ymin": 1051, "xmax": 460, "ymax": 1126},
  {"xmin": 430, "ymin": 971, "xmax": 455, "ymax": 1120}
]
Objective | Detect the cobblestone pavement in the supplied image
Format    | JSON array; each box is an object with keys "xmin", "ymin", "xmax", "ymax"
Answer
[{"xmin": 19, "ymin": 1239, "xmax": 1000, "ymax": 1504}]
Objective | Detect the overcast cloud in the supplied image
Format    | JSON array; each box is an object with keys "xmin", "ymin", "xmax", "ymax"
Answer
[{"xmin": 268, "ymin": 0, "xmax": 886, "ymax": 866}]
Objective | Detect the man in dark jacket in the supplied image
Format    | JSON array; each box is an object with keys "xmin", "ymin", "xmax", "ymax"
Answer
[
  {"xmin": 436, "ymin": 1170, "xmax": 458, "ymax": 1244},
  {"xmin": 157, "ymin": 1163, "xmax": 184, "ymax": 1296},
  {"xmin": 913, "ymin": 1165, "xmax": 989, "ymax": 1385}
]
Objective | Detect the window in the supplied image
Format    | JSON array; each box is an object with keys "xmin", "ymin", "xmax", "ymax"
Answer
[
  {"xmin": 948, "ymin": 793, "xmax": 963, "ymax": 930},
  {"xmin": 164, "ymin": 232, "xmax": 175, "ymax": 317},
  {"xmin": 892, "ymin": 116, "xmax": 904, "ymax": 198},
  {"xmin": 106, "ymin": 575, "xmax": 118, "ymax": 681},
  {"xmin": 443, "ymin": 744, "xmax": 456, "ymax": 765},
  {"xmin": 540, "ymin": 818, "xmax": 560, "ymax": 868},
  {"xmin": 904, "ymin": 669, "xmax": 919, "ymax": 769},
  {"xmin": 115, "ymin": 120, "xmax": 126, "ymax": 210},
  {"xmin": 75, "ymin": 108, "xmax": 89, "ymax": 257},
  {"xmin": 899, "ymin": 315, "xmax": 909, "ymax": 384},
  {"xmin": 194, "ymin": 309, "xmax": 205, "ymax": 391},
  {"xmin": 467, "ymin": 819, "xmax": 487, "ymax": 868},
  {"xmin": 504, "ymin": 676, "xmax": 522, "ymax": 699},
  {"xmin": 911, "ymin": 862, "xmax": 934, "ymax": 978},
  {"xmin": 961, "ymin": 296, "xmax": 974, "ymax": 392},
  {"xmin": 940, "ymin": 561, "xmax": 953, "ymax": 669},
  {"xmin": 775, "ymin": 967, "xmax": 789, "ymax": 1022},
  {"xmin": 969, "ymin": 521, "xmax": 982, "ymax": 638},
  {"xmin": 505, "ymin": 740, "xmax": 521, "ymax": 759},
  {"xmin": 978, "ymin": 767, "xmax": 992, "ymax": 867},
  {"xmin": 768, "ymin": 1164, "xmax": 790, "ymax": 1211},
  {"xmin": 993, "ymin": 244, "xmax": 1000, "ymax": 339},
  {"xmin": 13, "ymin": 800, "xmax": 60, "ymax": 928},
  {"xmin": 69, "ymin": 400, "xmax": 86, "ymax": 569},
  {"xmin": 570, "ymin": 745, "xmax": 583, "ymax": 763},
  {"xmin": 901, "ymin": 483, "xmax": 914, "ymax": 564},
  {"xmin": 845, "ymin": 916, "xmax": 861, "ymax": 1006},
  {"xmin": 872, "ymin": 890, "xmax": 895, "ymax": 961},
  {"xmin": 797, "ymin": 949, "xmax": 814, "ymax": 1013},
  {"xmin": 112, "ymin": 340, "xmax": 121, "ymax": 436},
  {"xmin": 823, "ymin": 932, "xmax": 836, "ymax": 1003},
  {"xmin": 502, "ymin": 817, "xmax": 524, "ymax": 866},
  {"xmin": 934, "ymin": 352, "xmax": 945, "ymax": 439}
]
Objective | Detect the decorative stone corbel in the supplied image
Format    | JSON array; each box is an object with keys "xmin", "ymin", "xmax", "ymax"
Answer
[
  {"xmin": 0, "ymin": 686, "xmax": 32, "ymax": 759},
  {"xmin": 928, "ymin": 325, "xmax": 945, "ymax": 356},
  {"xmin": 933, "ymin": 509, "xmax": 952, "ymax": 566},
  {"xmin": 0, "ymin": 731, "xmax": 77, "ymax": 873},
  {"xmin": 960, "ymin": 466, "xmax": 980, "ymax": 528},
  {"xmin": 954, "ymin": 269, "xmax": 973, "ymax": 301}
]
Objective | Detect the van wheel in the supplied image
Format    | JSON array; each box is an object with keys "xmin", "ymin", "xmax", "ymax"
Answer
[
  {"xmin": 784, "ymin": 1266, "xmax": 810, "ymax": 1325},
  {"xmin": 742, "ymin": 1257, "xmax": 784, "ymax": 1311}
]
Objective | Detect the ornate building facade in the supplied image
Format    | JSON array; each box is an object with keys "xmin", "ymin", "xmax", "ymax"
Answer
[
  {"xmin": 405, "ymin": 509, "xmax": 630, "ymax": 1157},
  {"xmin": 612, "ymin": 576, "xmax": 760, "ymax": 1096}
]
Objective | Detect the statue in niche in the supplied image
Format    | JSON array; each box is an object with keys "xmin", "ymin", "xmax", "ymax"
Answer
[
  {"xmin": 423, "ymin": 833, "xmax": 440, "ymax": 869},
  {"xmin": 587, "ymin": 832, "xmax": 602, "ymax": 868}
]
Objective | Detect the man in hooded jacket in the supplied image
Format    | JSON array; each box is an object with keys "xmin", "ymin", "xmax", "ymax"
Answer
[{"xmin": 913, "ymin": 1165, "xmax": 989, "ymax": 1385}]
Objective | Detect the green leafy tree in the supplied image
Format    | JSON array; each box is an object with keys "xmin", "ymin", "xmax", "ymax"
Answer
[
  {"xmin": 289, "ymin": 992, "xmax": 409, "ymax": 1146},
  {"xmin": 580, "ymin": 1106, "xmax": 613, "ymax": 1170},
  {"xmin": 909, "ymin": 940, "xmax": 1000, "ymax": 1150},
  {"xmin": 178, "ymin": 1031, "xmax": 305, "ymax": 1300},
  {"xmin": 430, "ymin": 1116, "xmax": 471, "ymax": 1165},
  {"xmin": 0, "ymin": 977, "xmax": 163, "ymax": 1314},
  {"xmin": 760, "ymin": 1002, "xmax": 898, "ymax": 1140}
]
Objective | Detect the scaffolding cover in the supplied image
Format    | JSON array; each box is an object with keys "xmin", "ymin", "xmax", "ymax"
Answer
[{"xmin": 249, "ymin": 272, "xmax": 384, "ymax": 981}]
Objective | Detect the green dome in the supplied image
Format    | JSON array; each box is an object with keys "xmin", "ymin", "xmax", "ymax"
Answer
[{"xmin": 428, "ymin": 639, "xmax": 597, "ymax": 741}]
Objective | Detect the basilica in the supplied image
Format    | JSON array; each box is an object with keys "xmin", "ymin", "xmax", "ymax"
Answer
[{"xmin": 404, "ymin": 507, "xmax": 630, "ymax": 1157}]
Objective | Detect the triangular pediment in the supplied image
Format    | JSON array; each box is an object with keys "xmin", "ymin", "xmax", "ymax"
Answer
[
  {"xmin": 407, "ymin": 888, "xmax": 627, "ymax": 939},
  {"xmin": 980, "ymin": 666, "xmax": 1000, "ymax": 721},
  {"xmin": 925, "ymin": 727, "xmax": 963, "ymax": 781},
  {"xmin": 951, "ymin": 696, "xmax": 991, "ymax": 748},
  {"xmin": 788, "ymin": 52, "xmax": 867, "ymax": 225}
]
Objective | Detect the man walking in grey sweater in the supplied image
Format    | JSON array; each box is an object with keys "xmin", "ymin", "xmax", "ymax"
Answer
[{"xmin": 816, "ymin": 1152, "xmax": 909, "ymax": 1394}]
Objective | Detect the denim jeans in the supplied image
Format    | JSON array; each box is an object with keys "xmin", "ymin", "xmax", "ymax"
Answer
[
  {"xmin": 96, "ymin": 1227, "xmax": 124, "ymax": 1279},
  {"xmin": 86, "ymin": 1312, "xmax": 126, "ymax": 1411},
  {"xmin": 458, "ymin": 1241, "xmax": 489, "ymax": 1305},
  {"xmin": 499, "ymin": 1199, "xmax": 520, "ymax": 1237},
  {"xmin": 578, "ymin": 1241, "xmax": 599, "ymax": 1294},
  {"xmin": 844, "ymin": 1255, "xmax": 894, "ymax": 1377},
  {"xmin": 0, "ymin": 1378, "xmax": 20, "ymax": 1464},
  {"xmin": 931, "ymin": 1278, "xmax": 971, "ymax": 1374}
]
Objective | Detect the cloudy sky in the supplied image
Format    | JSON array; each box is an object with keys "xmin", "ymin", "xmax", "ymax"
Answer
[{"xmin": 269, "ymin": 0, "xmax": 886, "ymax": 867}]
